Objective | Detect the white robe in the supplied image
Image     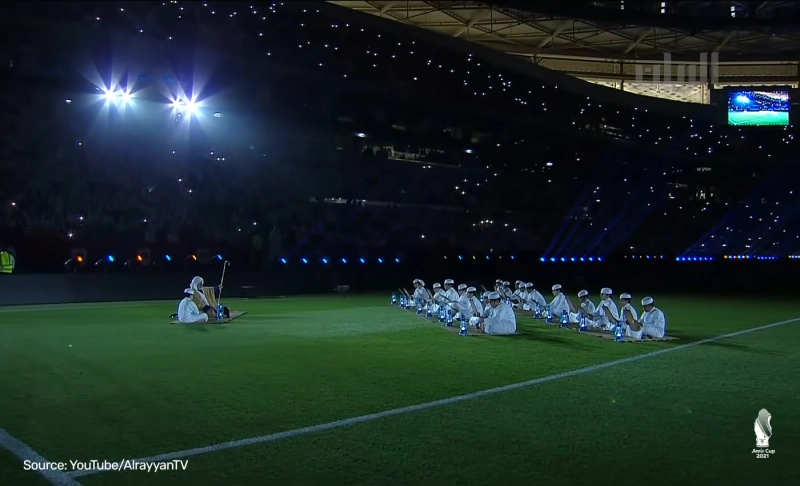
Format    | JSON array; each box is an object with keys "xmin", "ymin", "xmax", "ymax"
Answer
[
  {"xmin": 412, "ymin": 287, "xmax": 429, "ymax": 305},
  {"xmin": 456, "ymin": 295, "xmax": 483, "ymax": 318},
  {"xmin": 178, "ymin": 297, "xmax": 208, "ymax": 323},
  {"xmin": 548, "ymin": 293, "xmax": 569, "ymax": 317},
  {"xmin": 443, "ymin": 287, "xmax": 460, "ymax": 305},
  {"xmin": 570, "ymin": 299, "xmax": 596, "ymax": 324},
  {"xmin": 636, "ymin": 307, "xmax": 667, "ymax": 339},
  {"xmin": 481, "ymin": 303, "xmax": 517, "ymax": 335},
  {"xmin": 621, "ymin": 305, "xmax": 641, "ymax": 338},
  {"xmin": 526, "ymin": 289, "xmax": 546, "ymax": 308},
  {"xmin": 593, "ymin": 299, "xmax": 620, "ymax": 330}
]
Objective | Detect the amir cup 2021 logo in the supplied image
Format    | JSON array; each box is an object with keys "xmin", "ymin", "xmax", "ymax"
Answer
[{"xmin": 752, "ymin": 408, "xmax": 775, "ymax": 458}]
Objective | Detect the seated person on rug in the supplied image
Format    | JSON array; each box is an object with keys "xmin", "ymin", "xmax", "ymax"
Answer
[
  {"xmin": 456, "ymin": 286, "xmax": 483, "ymax": 319},
  {"xmin": 501, "ymin": 281, "xmax": 514, "ymax": 299},
  {"xmin": 548, "ymin": 284, "xmax": 570, "ymax": 317},
  {"xmin": 523, "ymin": 283, "xmax": 547, "ymax": 310},
  {"xmin": 411, "ymin": 279, "xmax": 430, "ymax": 305},
  {"xmin": 442, "ymin": 279, "xmax": 460, "ymax": 304},
  {"xmin": 569, "ymin": 290, "xmax": 596, "ymax": 324},
  {"xmin": 190, "ymin": 276, "xmax": 230, "ymax": 319},
  {"xmin": 470, "ymin": 292, "xmax": 517, "ymax": 335},
  {"xmin": 176, "ymin": 288, "xmax": 208, "ymax": 323},
  {"xmin": 592, "ymin": 287, "xmax": 620, "ymax": 330},
  {"xmin": 618, "ymin": 293, "xmax": 640, "ymax": 337},
  {"xmin": 430, "ymin": 283, "xmax": 444, "ymax": 313},
  {"xmin": 625, "ymin": 296, "xmax": 667, "ymax": 339},
  {"xmin": 510, "ymin": 281, "xmax": 525, "ymax": 307}
]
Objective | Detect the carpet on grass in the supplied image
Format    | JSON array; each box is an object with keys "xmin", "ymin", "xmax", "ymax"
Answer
[{"xmin": 171, "ymin": 311, "xmax": 247, "ymax": 324}]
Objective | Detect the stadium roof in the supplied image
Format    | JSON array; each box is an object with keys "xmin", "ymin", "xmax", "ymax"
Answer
[{"xmin": 328, "ymin": 1, "xmax": 800, "ymax": 104}]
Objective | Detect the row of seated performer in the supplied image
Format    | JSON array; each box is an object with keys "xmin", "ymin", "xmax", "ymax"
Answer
[{"xmin": 407, "ymin": 279, "xmax": 667, "ymax": 339}]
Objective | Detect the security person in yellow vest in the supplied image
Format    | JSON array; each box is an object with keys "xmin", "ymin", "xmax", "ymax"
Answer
[{"xmin": 0, "ymin": 247, "xmax": 14, "ymax": 274}]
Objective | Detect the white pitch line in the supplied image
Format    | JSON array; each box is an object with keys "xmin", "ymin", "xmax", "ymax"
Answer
[
  {"xmin": 68, "ymin": 316, "xmax": 800, "ymax": 479},
  {"xmin": 0, "ymin": 428, "xmax": 82, "ymax": 486}
]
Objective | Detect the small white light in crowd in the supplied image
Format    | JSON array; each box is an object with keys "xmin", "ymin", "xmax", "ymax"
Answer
[{"xmin": 68, "ymin": 232, "xmax": 73, "ymax": 238}]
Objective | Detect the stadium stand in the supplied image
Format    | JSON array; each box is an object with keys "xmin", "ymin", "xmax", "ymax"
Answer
[{"xmin": 0, "ymin": 1, "xmax": 798, "ymax": 272}]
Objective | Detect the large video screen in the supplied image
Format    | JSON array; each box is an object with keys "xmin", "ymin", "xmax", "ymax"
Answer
[{"xmin": 727, "ymin": 90, "xmax": 789, "ymax": 126}]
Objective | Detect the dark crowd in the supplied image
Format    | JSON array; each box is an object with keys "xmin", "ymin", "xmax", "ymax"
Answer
[{"xmin": 0, "ymin": 1, "xmax": 798, "ymax": 272}]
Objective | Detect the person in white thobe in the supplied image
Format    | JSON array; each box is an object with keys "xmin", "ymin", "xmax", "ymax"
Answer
[
  {"xmin": 430, "ymin": 283, "xmax": 443, "ymax": 314},
  {"xmin": 442, "ymin": 279, "xmax": 460, "ymax": 306},
  {"xmin": 524, "ymin": 283, "xmax": 547, "ymax": 310},
  {"xmin": 464, "ymin": 286, "xmax": 483, "ymax": 318},
  {"xmin": 548, "ymin": 284, "xmax": 570, "ymax": 316},
  {"xmin": 470, "ymin": 292, "xmax": 516, "ymax": 335},
  {"xmin": 618, "ymin": 293, "xmax": 641, "ymax": 338},
  {"xmin": 177, "ymin": 288, "xmax": 208, "ymax": 323},
  {"xmin": 511, "ymin": 281, "xmax": 525, "ymax": 307},
  {"xmin": 501, "ymin": 281, "xmax": 514, "ymax": 299},
  {"xmin": 592, "ymin": 287, "xmax": 620, "ymax": 330},
  {"xmin": 627, "ymin": 296, "xmax": 667, "ymax": 339},
  {"xmin": 453, "ymin": 283, "xmax": 470, "ymax": 318},
  {"xmin": 569, "ymin": 289, "xmax": 596, "ymax": 324},
  {"xmin": 411, "ymin": 279, "xmax": 430, "ymax": 306}
]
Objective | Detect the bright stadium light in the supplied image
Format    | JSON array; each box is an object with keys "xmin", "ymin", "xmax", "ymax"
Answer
[{"xmin": 185, "ymin": 99, "xmax": 197, "ymax": 114}]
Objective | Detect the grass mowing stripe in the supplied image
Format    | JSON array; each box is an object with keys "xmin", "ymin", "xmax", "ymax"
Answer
[
  {"xmin": 0, "ymin": 428, "xmax": 82, "ymax": 486},
  {"xmin": 0, "ymin": 296, "xmax": 319, "ymax": 313},
  {"xmin": 67, "ymin": 316, "xmax": 800, "ymax": 479}
]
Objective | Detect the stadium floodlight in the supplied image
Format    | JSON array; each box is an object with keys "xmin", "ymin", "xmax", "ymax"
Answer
[
  {"xmin": 301, "ymin": 258, "xmax": 308, "ymax": 264},
  {"xmin": 185, "ymin": 99, "xmax": 197, "ymax": 114},
  {"xmin": 322, "ymin": 258, "xmax": 328, "ymax": 264}
]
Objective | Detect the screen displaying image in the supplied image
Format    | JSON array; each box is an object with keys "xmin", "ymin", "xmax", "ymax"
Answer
[{"xmin": 727, "ymin": 90, "xmax": 789, "ymax": 126}]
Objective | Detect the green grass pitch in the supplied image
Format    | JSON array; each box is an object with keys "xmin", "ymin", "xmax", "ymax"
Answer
[
  {"xmin": 728, "ymin": 110, "xmax": 789, "ymax": 126},
  {"xmin": 1, "ymin": 295, "xmax": 798, "ymax": 485}
]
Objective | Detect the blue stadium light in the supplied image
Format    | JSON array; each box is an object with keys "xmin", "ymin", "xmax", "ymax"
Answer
[
  {"xmin": 570, "ymin": 257, "xmax": 575, "ymax": 262},
  {"xmin": 559, "ymin": 257, "xmax": 565, "ymax": 262},
  {"xmin": 510, "ymin": 255, "xmax": 515, "ymax": 260},
  {"xmin": 598, "ymin": 257, "xmax": 603, "ymax": 262},
  {"xmin": 359, "ymin": 258, "xmax": 365, "ymax": 264},
  {"xmin": 280, "ymin": 258, "xmax": 287, "ymax": 264},
  {"xmin": 107, "ymin": 255, "xmax": 114, "ymax": 263},
  {"xmin": 458, "ymin": 255, "xmax": 463, "ymax": 260},
  {"xmin": 660, "ymin": 255, "xmax": 664, "ymax": 259},
  {"xmin": 322, "ymin": 258, "xmax": 328, "ymax": 264},
  {"xmin": 486, "ymin": 255, "xmax": 490, "ymax": 260},
  {"xmin": 215, "ymin": 254, "xmax": 223, "ymax": 260},
  {"xmin": 301, "ymin": 258, "xmax": 308, "ymax": 264},
  {"xmin": 588, "ymin": 257, "xmax": 594, "ymax": 262},
  {"xmin": 395, "ymin": 258, "xmax": 400, "ymax": 263},
  {"xmin": 646, "ymin": 255, "xmax": 651, "ymax": 259},
  {"xmin": 746, "ymin": 255, "xmax": 751, "ymax": 259},
  {"xmin": 377, "ymin": 258, "xmax": 383, "ymax": 263},
  {"xmin": 164, "ymin": 255, "xmax": 171, "ymax": 261},
  {"xmin": 580, "ymin": 257, "xmax": 585, "ymax": 262},
  {"xmin": 540, "ymin": 257, "xmax": 545, "ymax": 262},
  {"xmin": 550, "ymin": 257, "xmax": 556, "ymax": 262},
  {"xmin": 341, "ymin": 258, "xmax": 347, "ymax": 264}
]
